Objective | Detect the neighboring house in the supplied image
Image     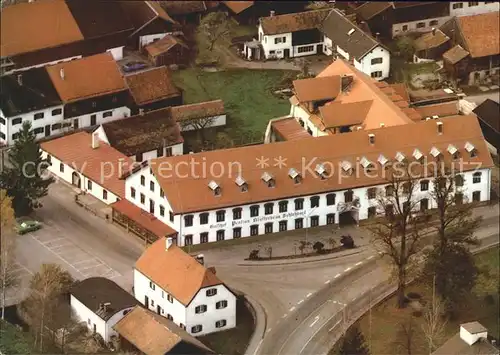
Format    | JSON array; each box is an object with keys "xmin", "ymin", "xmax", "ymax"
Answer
[
  {"xmin": 222, "ymin": 1, "xmax": 256, "ymax": 24},
  {"xmin": 408, "ymin": 88, "xmax": 460, "ymax": 107},
  {"xmin": 114, "ymin": 306, "xmax": 214, "ymax": 354},
  {"xmin": 257, "ymin": 9, "xmax": 331, "ymax": 59},
  {"xmin": 288, "ymin": 60, "xmax": 413, "ymax": 137},
  {"xmin": 351, "ymin": 1, "xmax": 451, "ymax": 38},
  {"xmin": 0, "ymin": 68, "xmax": 63, "ymax": 146},
  {"xmin": 95, "ymin": 107, "xmax": 184, "ymax": 162},
  {"xmin": 413, "ymin": 28, "xmax": 451, "ymax": 63},
  {"xmin": 473, "ymin": 99, "xmax": 500, "ymax": 154},
  {"xmin": 432, "ymin": 321, "xmax": 499, "ymax": 355},
  {"xmin": 265, "ymin": 116, "xmax": 313, "ymax": 143},
  {"xmin": 125, "ymin": 66, "xmax": 182, "ymax": 115},
  {"xmin": 123, "ymin": 114, "xmax": 492, "ymax": 246},
  {"xmin": 46, "ymin": 53, "xmax": 131, "ymax": 131},
  {"xmin": 159, "ymin": 1, "xmax": 208, "ymax": 25},
  {"xmin": 439, "ymin": 12, "xmax": 499, "ymax": 85},
  {"xmin": 144, "ymin": 35, "xmax": 189, "ymax": 67},
  {"xmin": 320, "ymin": 9, "xmax": 390, "ymax": 80},
  {"xmin": 70, "ymin": 277, "xmax": 139, "ymax": 343},
  {"xmin": 133, "ymin": 238, "xmax": 237, "ymax": 336},
  {"xmin": 449, "ymin": 1, "xmax": 500, "ymax": 17},
  {"xmin": 171, "ymin": 100, "xmax": 226, "ymax": 132},
  {"xmin": 40, "ymin": 131, "xmax": 133, "ymax": 204}
]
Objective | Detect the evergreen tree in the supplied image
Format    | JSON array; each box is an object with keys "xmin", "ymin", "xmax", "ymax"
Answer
[
  {"xmin": 339, "ymin": 324, "xmax": 370, "ymax": 355},
  {"xmin": 0, "ymin": 122, "xmax": 53, "ymax": 215}
]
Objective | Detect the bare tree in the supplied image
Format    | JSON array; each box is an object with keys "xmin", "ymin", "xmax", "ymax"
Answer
[
  {"xmin": 18, "ymin": 264, "xmax": 73, "ymax": 352},
  {"xmin": 369, "ymin": 164, "xmax": 424, "ymax": 308},
  {"xmin": 421, "ymin": 281, "xmax": 447, "ymax": 354},
  {"xmin": 1, "ymin": 189, "xmax": 17, "ymax": 320},
  {"xmin": 197, "ymin": 12, "xmax": 236, "ymax": 52},
  {"xmin": 393, "ymin": 316, "xmax": 417, "ymax": 355}
]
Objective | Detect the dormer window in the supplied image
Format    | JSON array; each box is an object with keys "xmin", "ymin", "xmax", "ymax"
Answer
[
  {"xmin": 360, "ymin": 157, "xmax": 373, "ymax": 172},
  {"xmin": 413, "ymin": 149, "xmax": 423, "ymax": 162},
  {"xmin": 465, "ymin": 142, "xmax": 477, "ymax": 157},
  {"xmin": 395, "ymin": 152, "xmax": 406, "ymax": 163},
  {"xmin": 430, "ymin": 147, "xmax": 441, "ymax": 160},
  {"xmin": 447, "ymin": 144, "xmax": 460, "ymax": 159},
  {"xmin": 341, "ymin": 161, "xmax": 353, "ymax": 175},
  {"xmin": 235, "ymin": 176, "xmax": 248, "ymax": 192},
  {"xmin": 261, "ymin": 172, "xmax": 275, "ymax": 188},
  {"xmin": 288, "ymin": 168, "xmax": 302, "ymax": 184},
  {"xmin": 315, "ymin": 163, "xmax": 327, "ymax": 179},
  {"xmin": 208, "ymin": 180, "xmax": 221, "ymax": 196},
  {"xmin": 378, "ymin": 154, "xmax": 389, "ymax": 168}
]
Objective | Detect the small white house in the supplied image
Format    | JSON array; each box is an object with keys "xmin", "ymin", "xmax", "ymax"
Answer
[
  {"xmin": 134, "ymin": 238, "xmax": 237, "ymax": 336},
  {"xmin": 432, "ymin": 321, "xmax": 498, "ymax": 354},
  {"xmin": 70, "ymin": 277, "xmax": 139, "ymax": 343}
]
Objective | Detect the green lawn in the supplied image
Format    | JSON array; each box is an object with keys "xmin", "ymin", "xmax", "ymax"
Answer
[
  {"xmin": 172, "ymin": 68, "xmax": 293, "ymax": 142},
  {"xmin": 331, "ymin": 246, "xmax": 499, "ymax": 355}
]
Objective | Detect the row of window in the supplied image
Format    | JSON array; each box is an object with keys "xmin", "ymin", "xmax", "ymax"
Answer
[
  {"xmin": 184, "ymin": 215, "xmax": 334, "ymax": 245},
  {"xmin": 452, "ymin": 2, "xmax": 481, "ymax": 9},
  {"xmin": 130, "ymin": 187, "xmax": 171, "ymax": 221},
  {"xmin": 136, "ymin": 147, "xmax": 173, "ymax": 162},
  {"xmin": 9, "ymin": 108, "xmax": 63, "ymax": 126},
  {"xmin": 194, "ymin": 300, "xmax": 228, "ymax": 314},
  {"xmin": 191, "ymin": 319, "xmax": 227, "ymax": 334},
  {"xmin": 401, "ymin": 19, "xmax": 439, "ymax": 32},
  {"xmin": 370, "ymin": 57, "xmax": 383, "ymax": 65},
  {"xmin": 297, "ymin": 45, "xmax": 315, "ymax": 53},
  {"xmin": 371, "ymin": 71, "xmax": 383, "ymax": 78}
]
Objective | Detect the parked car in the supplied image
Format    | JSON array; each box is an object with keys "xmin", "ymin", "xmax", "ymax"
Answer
[
  {"xmin": 122, "ymin": 61, "xmax": 147, "ymax": 73},
  {"xmin": 15, "ymin": 220, "xmax": 41, "ymax": 235}
]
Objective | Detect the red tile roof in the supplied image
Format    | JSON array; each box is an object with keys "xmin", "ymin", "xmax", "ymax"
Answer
[
  {"xmin": 125, "ymin": 67, "xmax": 181, "ymax": 106},
  {"xmin": 457, "ymin": 12, "xmax": 499, "ymax": 58},
  {"xmin": 271, "ymin": 117, "xmax": 313, "ymax": 141},
  {"xmin": 222, "ymin": 1, "xmax": 254, "ymax": 14}
]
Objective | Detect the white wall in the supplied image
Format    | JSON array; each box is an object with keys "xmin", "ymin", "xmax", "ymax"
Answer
[
  {"xmin": 70, "ymin": 295, "xmax": 107, "ymax": 341},
  {"xmin": 3, "ymin": 55, "xmax": 83, "ymax": 76},
  {"xmin": 180, "ymin": 115, "xmax": 226, "ymax": 132},
  {"xmin": 289, "ymin": 104, "xmax": 327, "ymax": 137},
  {"xmin": 186, "ymin": 285, "xmax": 237, "ymax": 336},
  {"xmin": 106, "ymin": 46, "xmax": 124, "ymax": 61},
  {"xmin": 323, "ymin": 37, "xmax": 333, "ymax": 56},
  {"xmin": 450, "ymin": 2, "xmax": 500, "ymax": 17},
  {"xmin": 134, "ymin": 269, "xmax": 187, "ymax": 326},
  {"xmin": 139, "ymin": 33, "xmax": 168, "ymax": 49},
  {"xmin": 134, "ymin": 143, "xmax": 184, "ymax": 162},
  {"xmin": 392, "ymin": 16, "xmax": 451, "ymax": 37},
  {"xmin": 41, "ymin": 150, "xmax": 120, "ymax": 204},
  {"xmin": 459, "ymin": 326, "xmax": 489, "ymax": 346},
  {"xmin": 354, "ymin": 46, "xmax": 391, "ymax": 80},
  {"xmin": 70, "ymin": 106, "xmax": 130, "ymax": 129}
]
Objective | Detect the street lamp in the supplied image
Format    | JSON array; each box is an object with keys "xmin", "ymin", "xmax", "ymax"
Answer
[{"xmin": 305, "ymin": 207, "xmax": 318, "ymax": 244}]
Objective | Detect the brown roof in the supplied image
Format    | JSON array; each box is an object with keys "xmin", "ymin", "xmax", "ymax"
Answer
[
  {"xmin": 135, "ymin": 241, "xmax": 223, "ymax": 305},
  {"xmin": 159, "ymin": 1, "xmax": 207, "ymax": 15},
  {"xmin": 319, "ymin": 100, "xmax": 373, "ymax": 128},
  {"xmin": 170, "ymin": 100, "xmax": 225, "ymax": 122},
  {"xmin": 432, "ymin": 333, "xmax": 498, "ymax": 355},
  {"xmin": 415, "ymin": 102, "xmax": 459, "ymax": 118},
  {"xmin": 414, "ymin": 29, "xmax": 450, "ymax": 51},
  {"xmin": 0, "ymin": 0, "xmax": 84, "ymax": 57},
  {"xmin": 354, "ymin": 1, "xmax": 392, "ymax": 20},
  {"xmin": 443, "ymin": 45, "xmax": 470, "ymax": 64},
  {"xmin": 316, "ymin": 60, "xmax": 413, "ymax": 129},
  {"xmin": 409, "ymin": 88, "xmax": 459, "ymax": 104},
  {"xmin": 402, "ymin": 107, "xmax": 423, "ymax": 122},
  {"xmin": 46, "ymin": 53, "xmax": 126, "ymax": 103},
  {"xmin": 293, "ymin": 76, "xmax": 341, "ymax": 102},
  {"xmin": 223, "ymin": 1, "xmax": 254, "ymax": 14},
  {"xmin": 40, "ymin": 131, "xmax": 132, "ymax": 198},
  {"xmin": 271, "ymin": 117, "xmax": 313, "ymax": 141},
  {"xmin": 111, "ymin": 199, "xmax": 177, "ymax": 238},
  {"xmin": 462, "ymin": 322, "xmax": 489, "ymax": 334},
  {"xmin": 390, "ymin": 83, "xmax": 410, "ymax": 103},
  {"xmin": 260, "ymin": 9, "xmax": 331, "ymax": 35},
  {"xmin": 146, "ymin": 1, "xmax": 177, "ymax": 23},
  {"xmin": 457, "ymin": 12, "xmax": 500, "ymax": 58},
  {"xmin": 114, "ymin": 306, "xmax": 214, "ymax": 355},
  {"xmin": 144, "ymin": 35, "xmax": 188, "ymax": 58},
  {"xmin": 125, "ymin": 67, "xmax": 181, "ymax": 106},
  {"xmin": 102, "ymin": 107, "xmax": 183, "ymax": 156},
  {"xmin": 150, "ymin": 115, "xmax": 493, "ymax": 214}
]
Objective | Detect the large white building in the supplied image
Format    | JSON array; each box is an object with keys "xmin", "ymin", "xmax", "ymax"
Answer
[
  {"xmin": 449, "ymin": 1, "xmax": 500, "ymax": 17},
  {"xmin": 134, "ymin": 238, "xmax": 237, "ymax": 336},
  {"xmin": 122, "ymin": 113, "xmax": 492, "ymax": 246},
  {"xmin": 70, "ymin": 277, "xmax": 139, "ymax": 343}
]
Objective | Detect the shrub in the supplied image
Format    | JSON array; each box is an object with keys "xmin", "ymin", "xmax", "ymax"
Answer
[
  {"xmin": 249, "ymin": 250, "xmax": 260, "ymax": 260},
  {"xmin": 407, "ymin": 292, "xmax": 422, "ymax": 300},
  {"xmin": 313, "ymin": 241, "xmax": 325, "ymax": 254},
  {"xmin": 340, "ymin": 235, "xmax": 355, "ymax": 249}
]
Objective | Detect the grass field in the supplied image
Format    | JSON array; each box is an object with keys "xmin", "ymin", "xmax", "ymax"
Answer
[
  {"xmin": 333, "ymin": 246, "xmax": 499, "ymax": 355},
  {"xmin": 172, "ymin": 68, "xmax": 293, "ymax": 141}
]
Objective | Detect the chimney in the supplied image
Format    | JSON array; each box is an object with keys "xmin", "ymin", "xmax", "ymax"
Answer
[
  {"xmin": 103, "ymin": 302, "xmax": 111, "ymax": 312},
  {"xmin": 459, "ymin": 322, "xmax": 488, "ymax": 346},
  {"xmin": 380, "ymin": 122, "xmax": 385, "ymax": 128},
  {"xmin": 341, "ymin": 74, "xmax": 354, "ymax": 91},
  {"xmin": 368, "ymin": 133, "xmax": 375, "ymax": 145},
  {"xmin": 437, "ymin": 121, "xmax": 443, "ymax": 135},
  {"xmin": 166, "ymin": 237, "xmax": 173, "ymax": 250},
  {"xmin": 17, "ymin": 74, "xmax": 23, "ymax": 86},
  {"xmin": 195, "ymin": 254, "xmax": 204, "ymax": 265},
  {"xmin": 270, "ymin": 10, "xmax": 275, "ymax": 17},
  {"xmin": 208, "ymin": 266, "xmax": 216, "ymax": 275},
  {"xmin": 91, "ymin": 132, "xmax": 99, "ymax": 149},
  {"xmin": 139, "ymin": 108, "xmax": 144, "ymax": 116},
  {"xmin": 432, "ymin": 27, "xmax": 436, "ymax": 36}
]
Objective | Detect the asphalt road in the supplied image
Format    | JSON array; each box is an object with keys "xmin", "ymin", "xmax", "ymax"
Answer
[
  {"xmin": 465, "ymin": 91, "xmax": 500, "ymax": 105},
  {"xmin": 254, "ymin": 213, "xmax": 499, "ymax": 355}
]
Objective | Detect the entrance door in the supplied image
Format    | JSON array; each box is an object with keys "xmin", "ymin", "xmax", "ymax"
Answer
[
  {"xmin": 284, "ymin": 48, "xmax": 290, "ymax": 58},
  {"xmin": 145, "ymin": 295, "xmax": 149, "ymax": 308},
  {"xmin": 71, "ymin": 172, "xmax": 81, "ymax": 188},
  {"xmin": 339, "ymin": 211, "xmax": 357, "ymax": 226},
  {"xmin": 90, "ymin": 114, "xmax": 97, "ymax": 126},
  {"xmin": 44, "ymin": 125, "xmax": 51, "ymax": 137},
  {"xmin": 73, "ymin": 119, "xmax": 79, "ymax": 129},
  {"xmin": 316, "ymin": 44, "xmax": 321, "ymax": 54},
  {"xmin": 157, "ymin": 305, "xmax": 161, "ymax": 315}
]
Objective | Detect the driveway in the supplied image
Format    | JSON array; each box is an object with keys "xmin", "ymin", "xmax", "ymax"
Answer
[{"xmin": 464, "ymin": 91, "xmax": 500, "ymax": 105}]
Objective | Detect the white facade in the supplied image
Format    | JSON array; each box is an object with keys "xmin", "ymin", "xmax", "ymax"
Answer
[
  {"xmin": 69, "ymin": 106, "xmax": 131, "ymax": 130},
  {"xmin": 392, "ymin": 16, "xmax": 451, "ymax": 37},
  {"xmin": 106, "ymin": 46, "xmax": 124, "ymax": 61},
  {"xmin": 459, "ymin": 325, "xmax": 489, "ymax": 346},
  {"xmin": 70, "ymin": 295, "xmax": 134, "ymax": 342},
  {"xmin": 2, "ymin": 55, "xmax": 83, "ymax": 76},
  {"xmin": 289, "ymin": 104, "xmax": 327, "ymax": 137},
  {"xmin": 353, "ymin": 47, "xmax": 391, "ymax": 81},
  {"xmin": 258, "ymin": 25, "xmax": 323, "ymax": 59},
  {"xmin": 134, "ymin": 269, "xmax": 237, "ymax": 336},
  {"xmin": 139, "ymin": 33, "xmax": 168, "ymax": 49},
  {"xmin": 40, "ymin": 151, "xmax": 120, "ymax": 204},
  {"xmin": 449, "ymin": 1, "xmax": 500, "ymax": 17},
  {"xmin": 180, "ymin": 114, "xmax": 227, "ymax": 132}
]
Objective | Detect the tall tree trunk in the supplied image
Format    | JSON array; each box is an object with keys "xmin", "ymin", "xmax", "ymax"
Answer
[{"xmin": 397, "ymin": 265, "xmax": 407, "ymax": 308}]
